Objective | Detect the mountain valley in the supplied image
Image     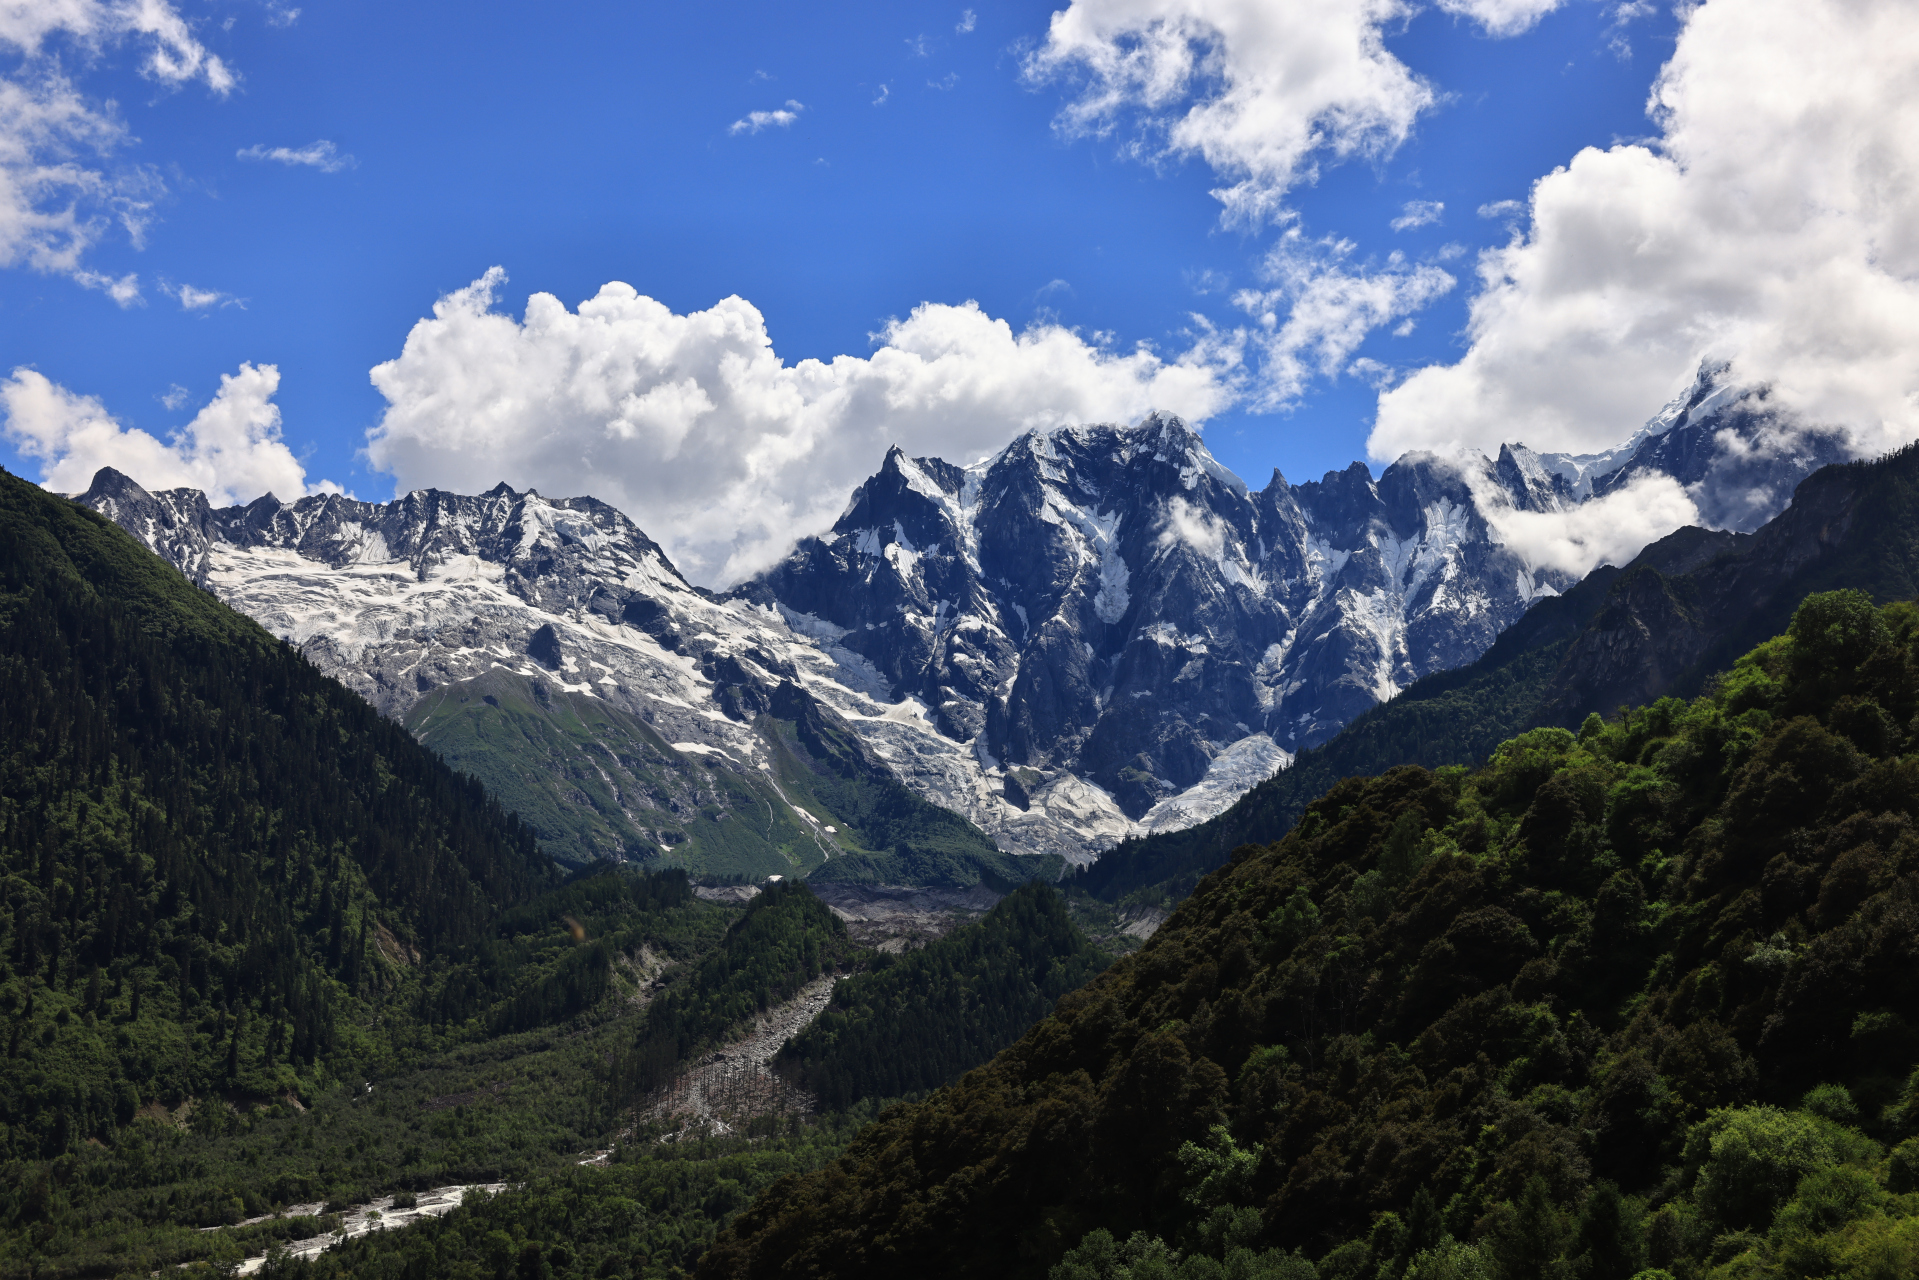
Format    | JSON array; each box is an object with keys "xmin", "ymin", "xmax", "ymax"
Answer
[{"xmin": 3, "ymin": 356, "xmax": 1900, "ymax": 1280}]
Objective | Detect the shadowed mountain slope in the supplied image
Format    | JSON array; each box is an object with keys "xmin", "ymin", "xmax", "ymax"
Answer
[{"xmin": 1079, "ymin": 444, "xmax": 1919, "ymax": 906}]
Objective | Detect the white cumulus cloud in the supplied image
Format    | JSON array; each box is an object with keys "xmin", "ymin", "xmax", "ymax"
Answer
[
  {"xmin": 1024, "ymin": 0, "xmax": 1541, "ymax": 228},
  {"xmin": 1372, "ymin": 0, "xmax": 1919, "ymax": 467},
  {"xmin": 2, "ymin": 362, "xmax": 330, "ymax": 506},
  {"xmin": 363, "ymin": 269, "xmax": 1242, "ymax": 586}
]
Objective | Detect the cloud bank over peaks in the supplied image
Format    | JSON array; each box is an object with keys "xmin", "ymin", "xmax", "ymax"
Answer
[
  {"xmin": 1370, "ymin": 0, "xmax": 1919, "ymax": 469},
  {"xmin": 2, "ymin": 362, "xmax": 336, "ymax": 507},
  {"xmin": 1468, "ymin": 459, "xmax": 1700, "ymax": 579},
  {"xmin": 364, "ymin": 269, "xmax": 1241, "ymax": 586},
  {"xmin": 1023, "ymin": 0, "xmax": 1545, "ymax": 227}
]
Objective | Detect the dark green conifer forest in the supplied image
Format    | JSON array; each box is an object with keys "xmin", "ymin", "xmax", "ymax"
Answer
[
  {"xmin": 0, "ymin": 467, "xmax": 554, "ymax": 1159},
  {"xmin": 699, "ymin": 590, "xmax": 1919, "ymax": 1280},
  {"xmin": 779, "ymin": 881, "xmax": 1105, "ymax": 1109}
]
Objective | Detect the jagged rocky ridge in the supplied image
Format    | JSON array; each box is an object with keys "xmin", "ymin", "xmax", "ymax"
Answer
[{"xmin": 76, "ymin": 365, "xmax": 1843, "ymax": 869}]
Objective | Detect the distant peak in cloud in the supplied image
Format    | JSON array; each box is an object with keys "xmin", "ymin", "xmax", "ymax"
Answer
[
  {"xmin": 1372, "ymin": 0, "xmax": 1919, "ymax": 472},
  {"xmin": 237, "ymin": 141, "xmax": 356, "ymax": 172},
  {"xmin": 728, "ymin": 101, "xmax": 804, "ymax": 134},
  {"xmin": 1390, "ymin": 200, "xmax": 1444, "ymax": 231}
]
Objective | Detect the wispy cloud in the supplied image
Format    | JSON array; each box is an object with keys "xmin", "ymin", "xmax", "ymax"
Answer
[
  {"xmin": 1606, "ymin": 0, "xmax": 1655, "ymax": 56},
  {"xmin": 1390, "ymin": 200, "xmax": 1444, "ymax": 231},
  {"xmin": 956, "ymin": 9, "xmax": 977, "ymax": 32},
  {"xmin": 728, "ymin": 100, "xmax": 804, "ymax": 134},
  {"xmin": 872, "ymin": 84, "xmax": 890, "ymax": 106},
  {"xmin": 164, "ymin": 281, "xmax": 243, "ymax": 311},
  {"xmin": 160, "ymin": 384, "xmax": 189, "ymax": 410},
  {"xmin": 1233, "ymin": 231, "xmax": 1455, "ymax": 409},
  {"xmin": 0, "ymin": 0, "xmax": 235, "ymax": 297},
  {"xmin": 237, "ymin": 140, "xmax": 356, "ymax": 172},
  {"xmin": 1184, "ymin": 268, "xmax": 1230, "ymax": 296},
  {"xmin": 1477, "ymin": 199, "xmax": 1524, "ymax": 219},
  {"xmin": 73, "ymin": 270, "xmax": 143, "ymax": 308},
  {"xmin": 928, "ymin": 72, "xmax": 959, "ymax": 90},
  {"xmin": 905, "ymin": 34, "xmax": 929, "ymax": 56}
]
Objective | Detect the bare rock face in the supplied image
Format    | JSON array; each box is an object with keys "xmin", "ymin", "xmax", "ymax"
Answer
[
  {"xmin": 742, "ymin": 414, "xmax": 1564, "ymax": 820},
  {"xmin": 75, "ymin": 364, "xmax": 1848, "ymax": 867}
]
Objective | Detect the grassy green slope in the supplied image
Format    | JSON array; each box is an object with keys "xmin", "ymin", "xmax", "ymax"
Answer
[
  {"xmin": 408, "ymin": 671, "xmax": 1059, "ymax": 889},
  {"xmin": 407, "ymin": 668, "xmax": 832, "ymax": 878},
  {"xmin": 699, "ymin": 590, "xmax": 1919, "ymax": 1280}
]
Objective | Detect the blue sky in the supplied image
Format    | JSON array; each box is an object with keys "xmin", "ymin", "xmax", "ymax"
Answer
[
  {"xmin": 0, "ymin": 1, "xmax": 1678, "ymax": 486},
  {"xmin": 5, "ymin": 0, "xmax": 1912, "ymax": 585}
]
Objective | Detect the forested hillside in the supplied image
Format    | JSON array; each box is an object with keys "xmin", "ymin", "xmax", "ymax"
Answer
[
  {"xmin": 0, "ymin": 466, "xmax": 554, "ymax": 1156},
  {"xmin": 1084, "ymin": 444, "xmax": 1919, "ymax": 909},
  {"xmin": 779, "ymin": 882, "xmax": 1105, "ymax": 1109},
  {"xmin": 701, "ymin": 590, "xmax": 1919, "ymax": 1280},
  {"xmin": 0, "ymin": 469, "xmax": 776, "ymax": 1276}
]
